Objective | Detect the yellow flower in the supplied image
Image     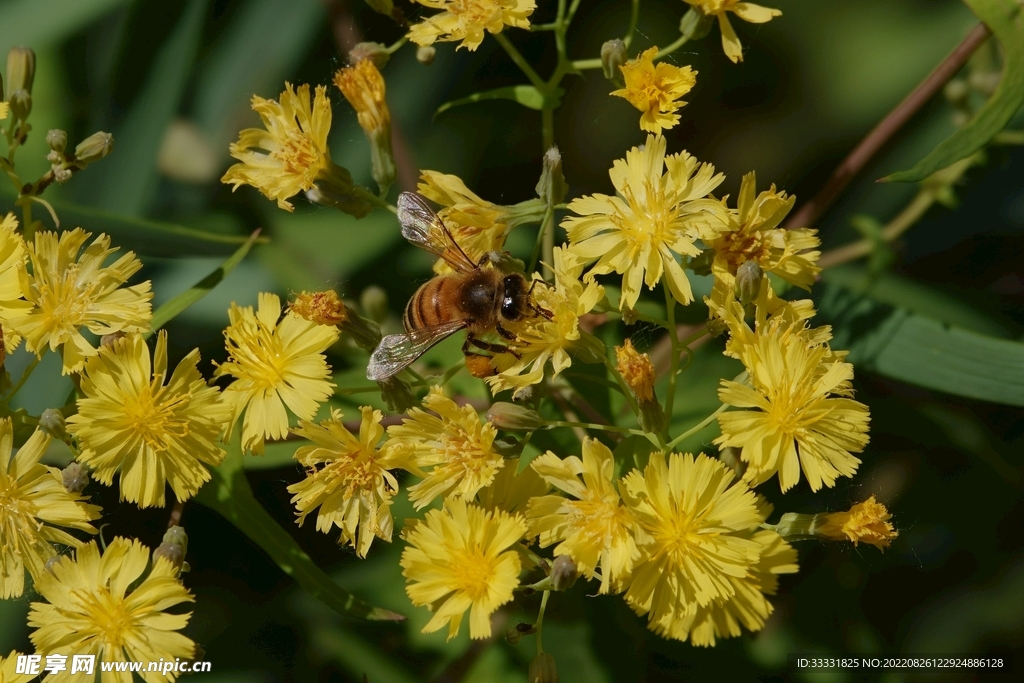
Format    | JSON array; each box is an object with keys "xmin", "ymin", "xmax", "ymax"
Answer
[
  {"xmin": 715, "ymin": 323, "xmax": 870, "ymax": 492},
  {"xmin": 1, "ymin": 651, "xmax": 35, "ymax": 683},
  {"xmin": 0, "ymin": 418, "xmax": 100, "ymax": 599},
  {"xmin": 66, "ymin": 331, "xmax": 231, "ymax": 508},
  {"xmin": 819, "ymin": 495, "xmax": 898, "ymax": 549},
  {"xmin": 486, "ymin": 248, "xmax": 604, "ymax": 397},
  {"xmin": 620, "ymin": 452, "xmax": 764, "ymax": 628},
  {"xmin": 527, "ymin": 439, "xmax": 640, "ymax": 594},
  {"xmin": 214, "ymin": 292, "xmax": 339, "ymax": 455},
  {"xmin": 400, "ymin": 499, "xmax": 526, "ymax": 639},
  {"xmin": 685, "ymin": 1, "xmax": 782, "ymax": 63},
  {"xmin": 289, "ymin": 290, "xmax": 348, "ymax": 326},
  {"xmin": 408, "ymin": 0, "xmax": 536, "ymax": 51},
  {"xmin": 611, "ymin": 46, "xmax": 696, "ymax": 134},
  {"xmin": 0, "ymin": 214, "xmax": 30, "ymax": 356},
  {"xmin": 649, "ymin": 529, "xmax": 797, "ymax": 645},
  {"xmin": 0, "ymin": 102, "xmax": 8, "ymax": 121},
  {"xmin": 8, "ymin": 229, "xmax": 152, "ymax": 375},
  {"xmin": 562, "ymin": 134, "xmax": 729, "ymax": 311},
  {"xmin": 28, "ymin": 537, "xmax": 196, "ymax": 683},
  {"xmin": 387, "ymin": 386, "xmax": 504, "ymax": 508},
  {"xmin": 615, "ymin": 339, "xmax": 655, "ymax": 402},
  {"xmin": 475, "ymin": 457, "xmax": 549, "ymax": 517},
  {"xmin": 288, "ymin": 407, "xmax": 419, "ymax": 558},
  {"xmin": 708, "ymin": 172, "xmax": 820, "ymax": 309},
  {"xmin": 221, "ymin": 83, "xmax": 333, "ymax": 211},
  {"xmin": 334, "ymin": 60, "xmax": 396, "ymax": 192}
]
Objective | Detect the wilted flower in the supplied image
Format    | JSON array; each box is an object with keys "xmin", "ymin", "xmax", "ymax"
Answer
[{"xmin": 611, "ymin": 46, "xmax": 696, "ymax": 134}]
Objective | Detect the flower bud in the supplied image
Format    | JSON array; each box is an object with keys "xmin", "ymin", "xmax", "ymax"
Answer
[
  {"xmin": 307, "ymin": 163, "xmax": 374, "ymax": 218},
  {"xmin": 774, "ymin": 496, "xmax": 898, "ymax": 550},
  {"xmin": 360, "ymin": 286, "xmax": 389, "ymax": 325},
  {"xmin": 535, "ymin": 146, "xmax": 568, "ymax": 206},
  {"xmin": 39, "ymin": 408, "xmax": 68, "ymax": 441},
  {"xmin": 289, "ymin": 290, "xmax": 347, "ymax": 326},
  {"xmin": 943, "ymin": 79, "xmax": 969, "ymax": 108},
  {"xmin": 680, "ymin": 8, "xmax": 715, "ymax": 41},
  {"xmin": 46, "ymin": 129, "xmax": 68, "ymax": 154},
  {"xmin": 529, "ymin": 652, "xmax": 558, "ymax": 683},
  {"xmin": 377, "ymin": 376, "xmax": 416, "ymax": 413},
  {"xmin": 600, "ymin": 39, "xmax": 626, "ymax": 81},
  {"xmin": 155, "ymin": 525, "xmax": 189, "ymax": 571},
  {"xmin": 735, "ymin": 260, "xmax": 763, "ymax": 306},
  {"xmin": 334, "ymin": 61, "xmax": 396, "ymax": 194},
  {"xmin": 341, "ymin": 306, "xmax": 382, "ymax": 350},
  {"xmin": 9, "ymin": 90, "xmax": 31, "ymax": 122},
  {"xmin": 550, "ymin": 555, "xmax": 579, "ymax": 591},
  {"xmin": 73, "ymin": 132, "xmax": 115, "ymax": 167},
  {"xmin": 363, "ymin": 0, "xmax": 394, "ymax": 15},
  {"xmin": 349, "ymin": 42, "xmax": 389, "ymax": 70},
  {"xmin": 6, "ymin": 47, "xmax": 35, "ymax": 95},
  {"xmin": 487, "ymin": 402, "xmax": 544, "ymax": 431},
  {"xmin": 61, "ymin": 462, "xmax": 89, "ymax": 494},
  {"xmin": 416, "ymin": 46, "xmax": 436, "ymax": 66}
]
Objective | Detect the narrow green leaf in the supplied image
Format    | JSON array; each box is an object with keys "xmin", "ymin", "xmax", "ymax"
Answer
[
  {"xmin": 195, "ymin": 442, "xmax": 406, "ymax": 622},
  {"xmin": 192, "ymin": 0, "xmax": 326, "ymax": 151},
  {"xmin": 883, "ymin": 0, "xmax": 1024, "ymax": 182},
  {"xmin": 313, "ymin": 629, "xmax": 418, "ymax": 683},
  {"xmin": 147, "ymin": 230, "xmax": 261, "ymax": 334},
  {"xmin": 819, "ymin": 281, "xmax": 1024, "ymax": 406},
  {"xmin": 0, "ymin": 189, "xmax": 265, "ymax": 254},
  {"xmin": 74, "ymin": 0, "xmax": 209, "ymax": 214},
  {"xmin": 435, "ymin": 85, "xmax": 563, "ymax": 117},
  {"xmin": 0, "ymin": 0, "xmax": 130, "ymax": 51}
]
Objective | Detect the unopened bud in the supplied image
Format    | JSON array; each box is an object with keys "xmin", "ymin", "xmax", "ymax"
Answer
[
  {"xmin": 343, "ymin": 307, "xmax": 382, "ymax": 350},
  {"xmin": 735, "ymin": 260, "xmax": 763, "ymax": 306},
  {"xmin": 9, "ymin": 90, "xmax": 31, "ymax": 121},
  {"xmin": 535, "ymin": 146, "xmax": 568, "ymax": 205},
  {"xmin": 363, "ymin": 0, "xmax": 394, "ymax": 15},
  {"xmin": 74, "ymin": 132, "xmax": 114, "ymax": 167},
  {"xmin": 308, "ymin": 164, "xmax": 374, "ymax": 218},
  {"xmin": 416, "ymin": 46, "xmax": 436, "ymax": 66},
  {"xmin": 53, "ymin": 167, "xmax": 73, "ymax": 184},
  {"xmin": 349, "ymin": 42, "xmax": 389, "ymax": 70},
  {"xmin": 600, "ymin": 39, "xmax": 627, "ymax": 81},
  {"xmin": 360, "ymin": 286, "xmax": 389, "ymax": 324},
  {"xmin": 529, "ymin": 652, "xmax": 558, "ymax": 683},
  {"xmin": 162, "ymin": 525, "xmax": 189, "ymax": 553},
  {"xmin": 101, "ymin": 331, "xmax": 126, "ymax": 347},
  {"xmin": 377, "ymin": 375, "xmax": 416, "ymax": 413},
  {"xmin": 487, "ymin": 403, "xmax": 544, "ymax": 431},
  {"xmin": 680, "ymin": 8, "xmax": 715, "ymax": 41},
  {"xmin": 61, "ymin": 462, "xmax": 89, "ymax": 494},
  {"xmin": 6, "ymin": 47, "xmax": 35, "ymax": 95},
  {"xmin": 40, "ymin": 408, "xmax": 68, "ymax": 441},
  {"xmin": 154, "ymin": 525, "xmax": 189, "ymax": 571},
  {"xmin": 550, "ymin": 555, "xmax": 579, "ymax": 591},
  {"xmin": 46, "ymin": 129, "xmax": 68, "ymax": 154}
]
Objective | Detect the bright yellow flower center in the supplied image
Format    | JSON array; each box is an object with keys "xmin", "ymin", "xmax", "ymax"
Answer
[
  {"xmin": 448, "ymin": 547, "xmax": 499, "ymax": 601},
  {"xmin": 36, "ymin": 265, "xmax": 95, "ymax": 332},
  {"xmin": 77, "ymin": 587, "xmax": 137, "ymax": 649},
  {"xmin": 715, "ymin": 228, "xmax": 772, "ymax": 273},
  {"xmin": 276, "ymin": 129, "xmax": 323, "ymax": 182},
  {"xmin": 121, "ymin": 382, "xmax": 192, "ymax": 450},
  {"xmin": 566, "ymin": 494, "xmax": 631, "ymax": 546},
  {"xmin": 616, "ymin": 185, "xmax": 679, "ymax": 255}
]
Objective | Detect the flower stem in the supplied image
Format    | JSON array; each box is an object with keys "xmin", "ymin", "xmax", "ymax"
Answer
[
  {"xmin": 655, "ymin": 34, "xmax": 689, "ymax": 61},
  {"xmin": 666, "ymin": 402, "xmax": 729, "ymax": 451},
  {"xmin": 624, "ymin": 0, "xmax": 641, "ymax": 48},
  {"xmin": 541, "ymin": 419, "xmax": 646, "ymax": 438},
  {"xmin": 385, "ymin": 36, "xmax": 408, "ymax": 54},
  {"xmin": 536, "ymin": 590, "xmax": 550, "ymax": 655},
  {"xmin": 5, "ymin": 355, "xmax": 41, "ymax": 399},
  {"xmin": 493, "ymin": 32, "xmax": 546, "ymax": 90},
  {"xmin": 662, "ymin": 283, "xmax": 681, "ymax": 430},
  {"xmin": 354, "ymin": 185, "xmax": 396, "ymax": 214}
]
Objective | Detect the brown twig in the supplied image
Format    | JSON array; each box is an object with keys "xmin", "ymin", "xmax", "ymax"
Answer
[
  {"xmin": 168, "ymin": 499, "xmax": 184, "ymax": 529},
  {"xmin": 783, "ymin": 22, "xmax": 990, "ymax": 231}
]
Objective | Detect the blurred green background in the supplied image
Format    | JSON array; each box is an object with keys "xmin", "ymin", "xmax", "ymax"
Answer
[{"xmin": 1, "ymin": 0, "xmax": 1023, "ymax": 681}]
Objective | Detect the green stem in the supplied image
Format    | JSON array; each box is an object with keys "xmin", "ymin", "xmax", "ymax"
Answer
[
  {"xmin": 21, "ymin": 197, "xmax": 34, "ymax": 241},
  {"xmin": 493, "ymin": 32, "xmax": 546, "ymax": 89},
  {"xmin": 662, "ymin": 283, "xmax": 681, "ymax": 428},
  {"xmin": 666, "ymin": 402, "xmax": 729, "ymax": 451},
  {"xmin": 624, "ymin": 0, "xmax": 641, "ymax": 48},
  {"xmin": 334, "ymin": 385, "xmax": 384, "ymax": 396},
  {"xmin": 354, "ymin": 186, "xmax": 397, "ymax": 214},
  {"xmin": 6, "ymin": 355, "xmax": 41, "ymax": 399},
  {"xmin": 528, "ymin": 203, "xmax": 553, "ymax": 275},
  {"xmin": 385, "ymin": 36, "xmax": 408, "ymax": 54},
  {"xmin": 602, "ymin": 356, "xmax": 641, "ymax": 420},
  {"xmin": 655, "ymin": 34, "xmax": 689, "ymax": 60},
  {"xmin": 536, "ymin": 590, "xmax": 550, "ymax": 654},
  {"xmin": 541, "ymin": 419, "xmax": 645, "ymax": 437}
]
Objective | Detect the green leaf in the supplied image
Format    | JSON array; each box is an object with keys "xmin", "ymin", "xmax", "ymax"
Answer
[
  {"xmin": 0, "ymin": 0, "xmax": 130, "ymax": 51},
  {"xmin": 0, "ymin": 189, "xmax": 264, "ymax": 255},
  {"xmin": 192, "ymin": 0, "xmax": 326, "ymax": 151},
  {"xmin": 312, "ymin": 628, "xmax": 418, "ymax": 683},
  {"xmin": 147, "ymin": 230, "xmax": 261, "ymax": 334},
  {"xmin": 195, "ymin": 442, "xmax": 405, "ymax": 622},
  {"xmin": 819, "ymin": 281, "xmax": 1024, "ymax": 406},
  {"xmin": 74, "ymin": 0, "xmax": 209, "ymax": 215},
  {"xmin": 435, "ymin": 85, "xmax": 563, "ymax": 117},
  {"xmin": 883, "ymin": 0, "xmax": 1024, "ymax": 182}
]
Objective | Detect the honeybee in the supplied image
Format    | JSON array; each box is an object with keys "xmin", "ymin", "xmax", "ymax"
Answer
[{"xmin": 366, "ymin": 192, "xmax": 548, "ymax": 382}]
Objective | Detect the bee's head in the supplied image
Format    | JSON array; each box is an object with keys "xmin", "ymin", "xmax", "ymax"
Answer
[{"xmin": 500, "ymin": 273, "xmax": 530, "ymax": 321}]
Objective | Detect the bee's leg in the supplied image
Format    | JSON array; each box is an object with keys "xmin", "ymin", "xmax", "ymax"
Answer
[
  {"xmin": 525, "ymin": 279, "xmax": 555, "ymax": 320},
  {"xmin": 465, "ymin": 334, "xmax": 521, "ymax": 359},
  {"xmin": 495, "ymin": 322, "xmax": 518, "ymax": 341}
]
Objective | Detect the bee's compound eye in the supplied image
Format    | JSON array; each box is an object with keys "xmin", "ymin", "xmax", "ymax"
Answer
[{"xmin": 501, "ymin": 275, "xmax": 525, "ymax": 320}]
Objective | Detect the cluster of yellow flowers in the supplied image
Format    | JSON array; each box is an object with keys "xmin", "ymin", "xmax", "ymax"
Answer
[{"xmin": 0, "ymin": 2, "xmax": 902, "ymax": 679}]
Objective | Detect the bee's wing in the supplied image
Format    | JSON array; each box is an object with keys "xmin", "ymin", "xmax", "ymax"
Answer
[
  {"xmin": 397, "ymin": 192, "xmax": 478, "ymax": 273},
  {"xmin": 366, "ymin": 319, "xmax": 469, "ymax": 381}
]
